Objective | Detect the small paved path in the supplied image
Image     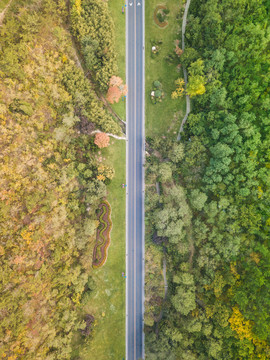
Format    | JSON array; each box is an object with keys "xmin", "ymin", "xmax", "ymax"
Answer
[
  {"xmin": 177, "ymin": 0, "xmax": 191, "ymax": 141},
  {"xmin": 0, "ymin": 0, "xmax": 13, "ymax": 26},
  {"xmin": 90, "ymin": 129, "xmax": 126, "ymax": 140}
]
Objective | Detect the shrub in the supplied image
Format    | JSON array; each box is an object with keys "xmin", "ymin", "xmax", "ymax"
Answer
[
  {"xmin": 155, "ymin": 89, "xmax": 162, "ymax": 98},
  {"xmin": 157, "ymin": 12, "xmax": 165, "ymax": 23},
  {"xmin": 106, "ymin": 76, "xmax": 127, "ymax": 104},
  {"xmin": 94, "ymin": 132, "xmax": 110, "ymax": 148},
  {"xmin": 92, "ymin": 201, "xmax": 112, "ymax": 268},
  {"xmin": 9, "ymin": 99, "xmax": 34, "ymax": 116},
  {"xmin": 153, "ymin": 5, "xmax": 169, "ymax": 28},
  {"xmin": 153, "ymin": 80, "xmax": 161, "ymax": 89},
  {"xmin": 80, "ymin": 314, "xmax": 95, "ymax": 336}
]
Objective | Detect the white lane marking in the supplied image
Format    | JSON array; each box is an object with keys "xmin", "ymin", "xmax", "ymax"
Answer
[
  {"xmin": 134, "ymin": 5, "xmax": 137, "ymax": 359},
  {"xmin": 142, "ymin": 0, "xmax": 146, "ymax": 356},
  {"xmin": 125, "ymin": 3, "xmax": 128, "ymax": 360},
  {"xmin": 137, "ymin": 2, "xmax": 141, "ymax": 5},
  {"xmin": 125, "ymin": 4, "xmax": 129, "ymax": 358},
  {"xmin": 129, "ymin": 2, "xmax": 133, "ymax": 6}
]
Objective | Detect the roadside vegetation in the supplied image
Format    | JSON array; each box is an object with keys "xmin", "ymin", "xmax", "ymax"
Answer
[
  {"xmin": 145, "ymin": 0, "xmax": 270, "ymax": 359},
  {"xmin": 71, "ymin": 140, "xmax": 125, "ymax": 360},
  {"xmin": 0, "ymin": 0, "xmax": 11, "ymax": 12},
  {"xmin": 69, "ymin": 0, "xmax": 126, "ymax": 358},
  {"xmin": 108, "ymin": 0, "xmax": 126, "ymax": 120},
  {"xmin": 0, "ymin": 0, "xmax": 125, "ymax": 358},
  {"xmin": 145, "ymin": 0, "xmax": 186, "ymax": 137}
]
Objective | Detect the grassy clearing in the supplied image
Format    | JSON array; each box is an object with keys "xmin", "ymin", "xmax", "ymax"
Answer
[
  {"xmin": 108, "ymin": 0, "xmax": 126, "ymax": 120},
  {"xmin": 73, "ymin": 140, "xmax": 126, "ymax": 360},
  {"xmin": 145, "ymin": 0, "xmax": 186, "ymax": 137}
]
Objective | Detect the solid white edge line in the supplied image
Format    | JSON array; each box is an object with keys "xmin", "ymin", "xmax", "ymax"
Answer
[
  {"xmin": 125, "ymin": 1, "xmax": 128, "ymax": 359},
  {"xmin": 133, "ymin": 6, "xmax": 137, "ymax": 358},
  {"xmin": 142, "ymin": 0, "xmax": 145, "ymax": 358}
]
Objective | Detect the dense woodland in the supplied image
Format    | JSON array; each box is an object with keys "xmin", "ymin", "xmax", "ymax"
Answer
[
  {"xmin": 70, "ymin": 0, "xmax": 118, "ymax": 92},
  {"xmin": 1, "ymin": 0, "xmax": 270, "ymax": 358},
  {"xmin": 145, "ymin": 0, "xmax": 270, "ymax": 359},
  {"xmin": 0, "ymin": 0, "xmax": 119, "ymax": 358}
]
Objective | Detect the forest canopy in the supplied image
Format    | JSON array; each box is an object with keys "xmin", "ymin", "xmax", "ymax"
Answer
[
  {"xmin": 0, "ymin": 0, "xmax": 120, "ymax": 358},
  {"xmin": 145, "ymin": 0, "xmax": 270, "ymax": 359}
]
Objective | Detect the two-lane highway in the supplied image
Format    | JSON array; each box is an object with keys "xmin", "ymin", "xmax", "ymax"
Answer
[{"xmin": 126, "ymin": 0, "xmax": 145, "ymax": 359}]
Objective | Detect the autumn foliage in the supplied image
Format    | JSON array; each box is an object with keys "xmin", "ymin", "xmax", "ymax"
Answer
[
  {"xmin": 106, "ymin": 76, "xmax": 127, "ymax": 104},
  {"xmin": 94, "ymin": 132, "xmax": 110, "ymax": 148},
  {"xmin": 171, "ymin": 78, "xmax": 185, "ymax": 99},
  {"xmin": 92, "ymin": 201, "xmax": 112, "ymax": 268},
  {"xmin": 0, "ymin": 1, "xmax": 115, "ymax": 358},
  {"xmin": 174, "ymin": 40, "xmax": 183, "ymax": 57}
]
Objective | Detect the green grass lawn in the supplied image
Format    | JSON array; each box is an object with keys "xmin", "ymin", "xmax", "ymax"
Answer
[
  {"xmin": 108, "ymin": 0, "xmax": 126, "ymax": 120},
  {"xmin": 76, "ymin": 140, "xmax": 126, "ymax": 360},
  {"xmin": 145, "ymin": 0, "xmax": 186, "ymax": 137}
]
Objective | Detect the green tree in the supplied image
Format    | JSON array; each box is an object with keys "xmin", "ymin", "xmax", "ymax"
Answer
[
  {"xmin": 172, "ymin": 287, "xmax": 196, "ymax": 315},
  {"xmin": 189, "ymin": 189, "xmax": 207, "ymax": 211},
  {"xmin": 158, "ymin": 162, "xmax": 172, "ymax": 182}
]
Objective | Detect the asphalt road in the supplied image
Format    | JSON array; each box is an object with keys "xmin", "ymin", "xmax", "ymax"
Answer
[{"xmin": 126, "ymin": 0, "xmax": 145, "ymax": 359}]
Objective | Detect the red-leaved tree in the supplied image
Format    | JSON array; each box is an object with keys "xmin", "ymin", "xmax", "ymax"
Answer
[
  {"xmin": 94, "ymin": 132, "xmax": 110, "ymax": 148},
  {"xmin": 106, "ymin": 76, "xmax": 128, "ymax": 104}
]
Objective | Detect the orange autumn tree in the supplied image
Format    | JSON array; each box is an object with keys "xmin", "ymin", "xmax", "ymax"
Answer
[
  {"xmin": 174, "ymin": 40, "xmax": 183, "ymax": 57},
  {"xmin": 94, "ymin": 132, "xmax": 110, "ymax": 148},
  {"xmin": 106, "ymin": 76, "xmax": 128, "ymax": 104}
]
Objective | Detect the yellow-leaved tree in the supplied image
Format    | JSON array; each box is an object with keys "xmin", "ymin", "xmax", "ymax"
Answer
[
  {"xmin": 186, "ymin": 58, "xmax": 206, "ymax": 98},
  {"xmin": 171, "ymin": 78, "xmax": 185, "ymax": 99}
]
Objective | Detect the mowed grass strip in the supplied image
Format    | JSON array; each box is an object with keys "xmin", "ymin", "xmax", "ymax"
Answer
[
  {"xmin": 108, "ymin": 0, "xmax": 126, "ymax": 120},
  {"xmin": 79, "ymin": 140, "xmax": 126, "ymax": 360},
  {"xmin": 145, "ymin": 0, "xmax": 186, "ymax": 137}
]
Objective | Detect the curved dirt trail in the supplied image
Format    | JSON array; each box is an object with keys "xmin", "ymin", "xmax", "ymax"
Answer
[
  {"xmin": 0, "ymin": 0, "xmax": 13, "ymax": 26},
  {"xmin": 155, "ymin": 182, "xmax": 168, "ymax": 300},
  {"xmin": 177, "ymin": 0, "xmax": 191, "ymax": 141},
  {"xmin": 163, "ymin": 251, "xmax": 168, "ymax": 299},
  {"xmin": 153, "ymin": 182, "xmax": 168, "ymax": 331}
]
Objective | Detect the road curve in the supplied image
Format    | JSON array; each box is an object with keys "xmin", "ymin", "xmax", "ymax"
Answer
[{"xmin": 126, "ymin": 0, "xmax": 145, "ymax": 359}]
